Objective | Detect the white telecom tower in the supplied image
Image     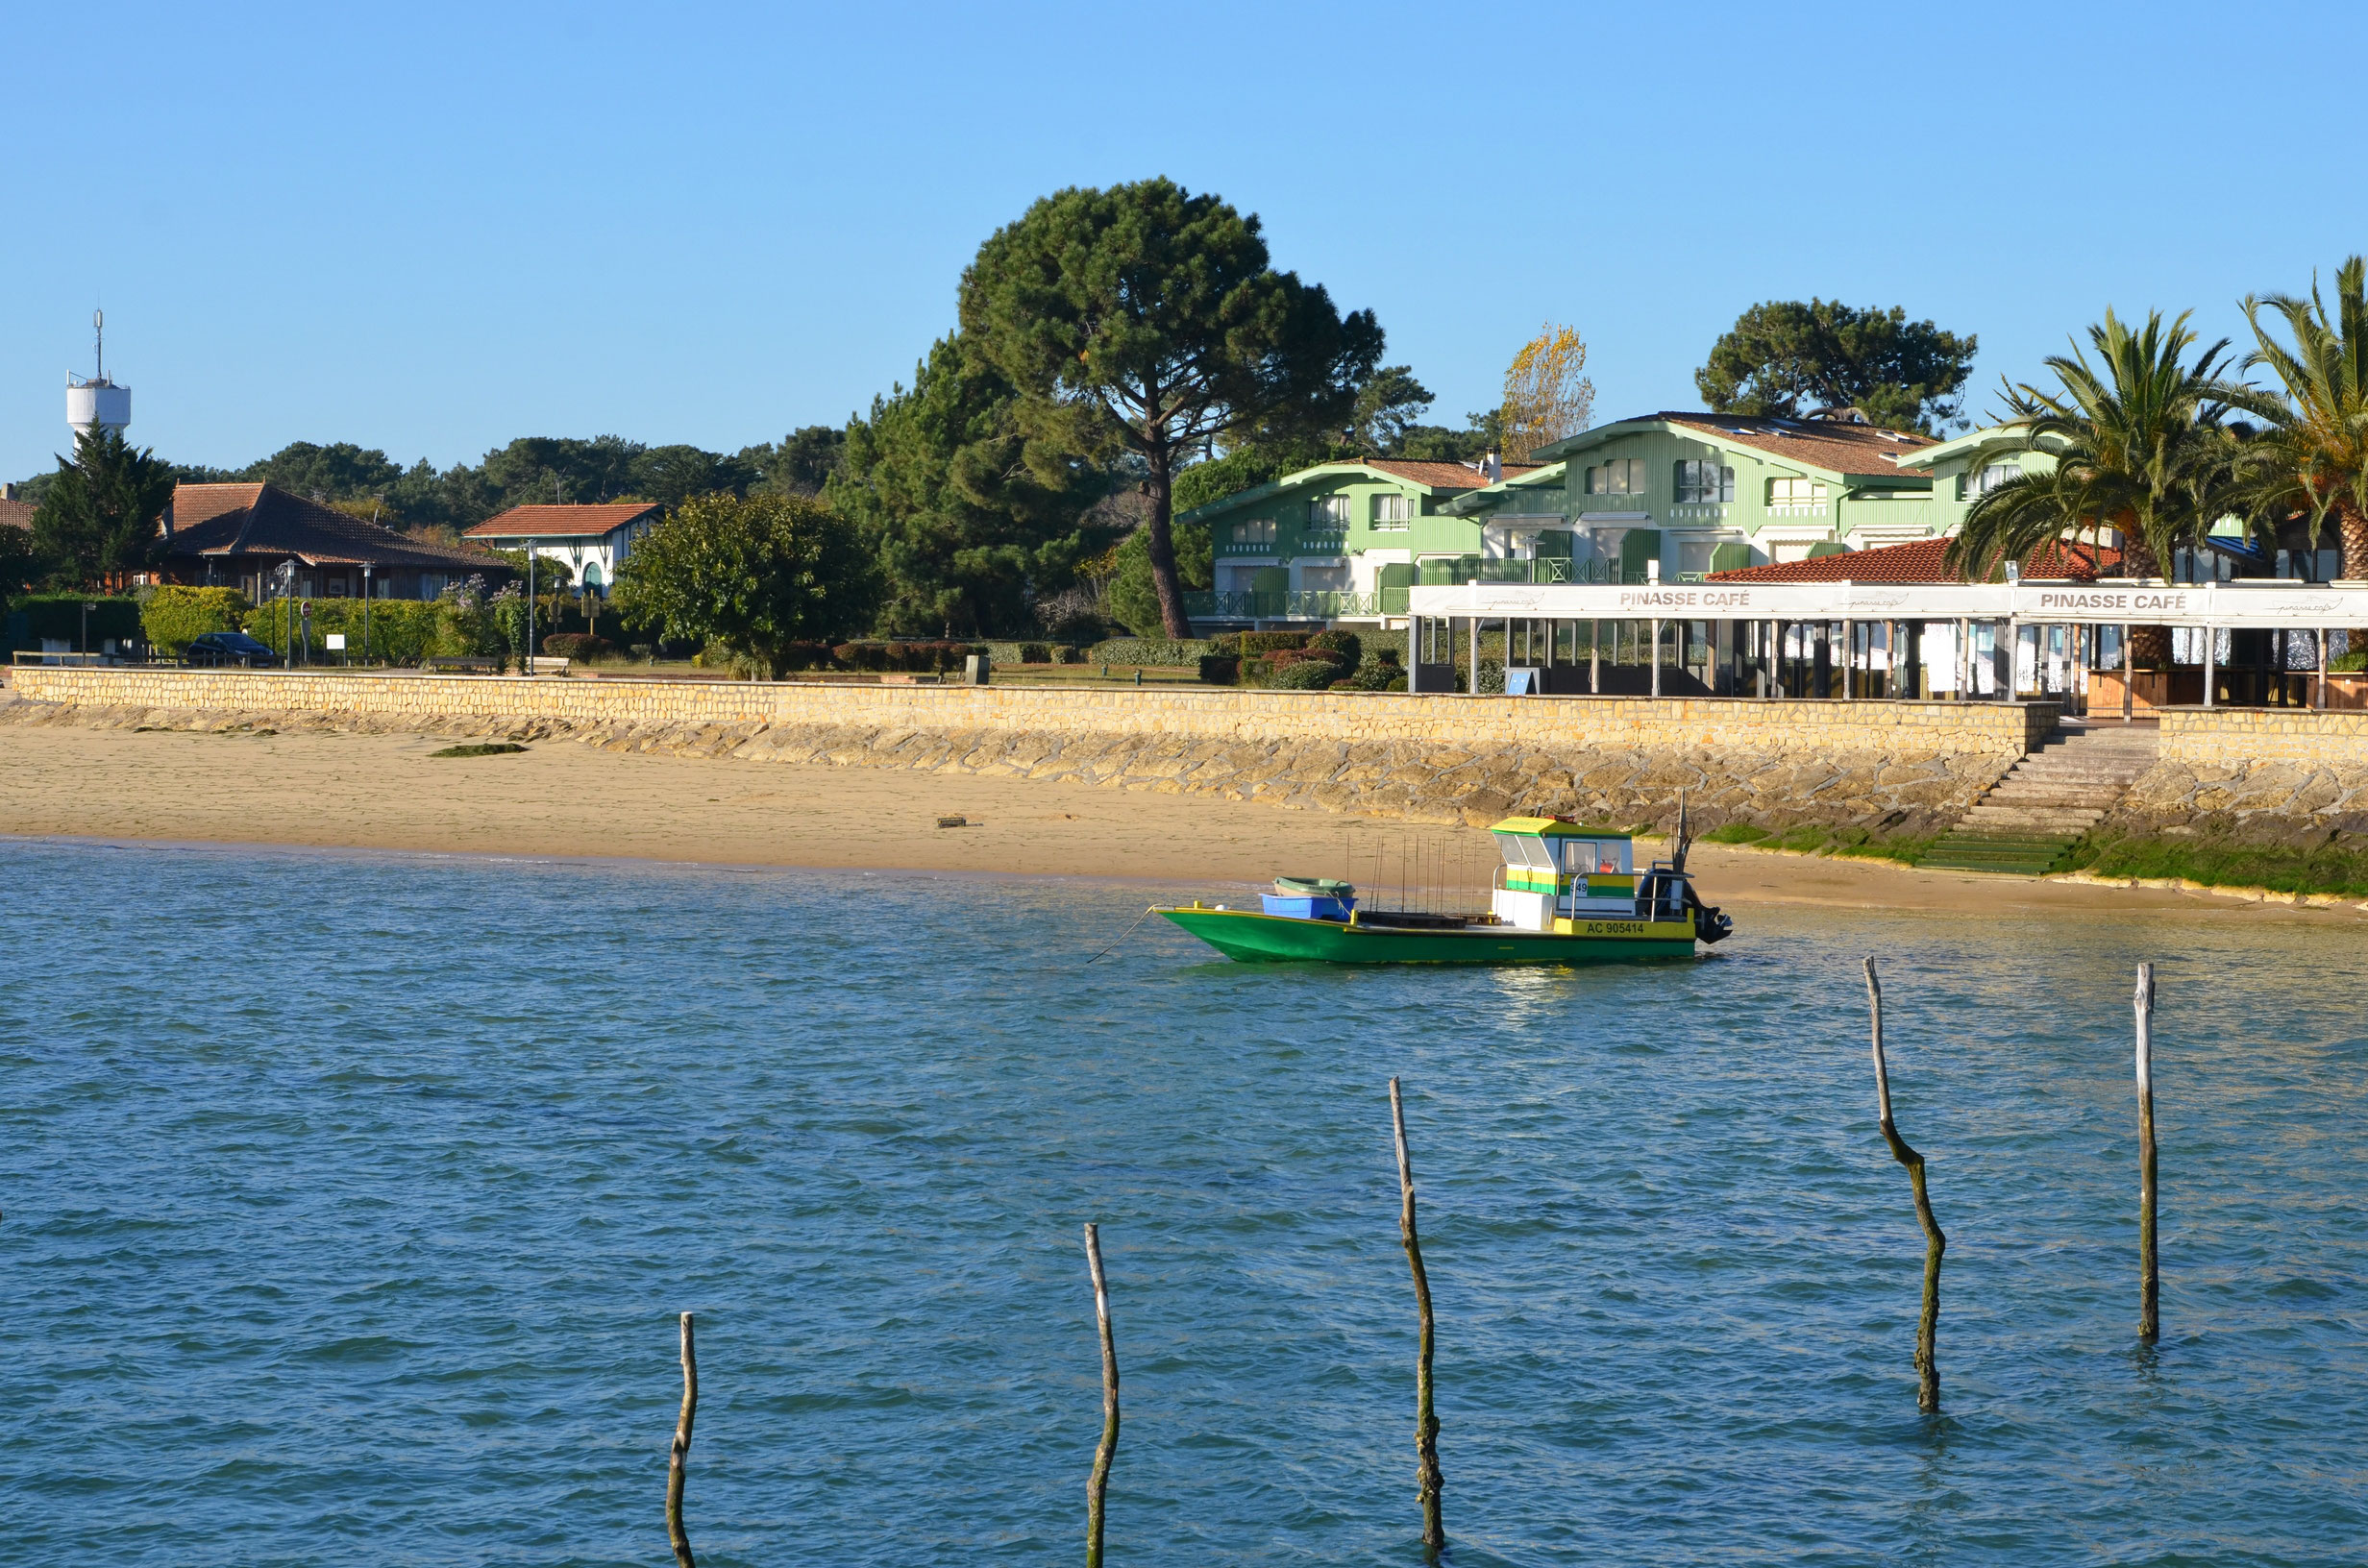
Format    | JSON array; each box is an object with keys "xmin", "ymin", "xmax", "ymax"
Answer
[{"xmin": 66, "ymin": 308, "xmax": 131, "ymax": 441}]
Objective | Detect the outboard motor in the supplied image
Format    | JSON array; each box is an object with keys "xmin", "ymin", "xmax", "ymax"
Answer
[{"xmin": 1682, "ymin": 879, "xmax": 1733, "ymax": 943}]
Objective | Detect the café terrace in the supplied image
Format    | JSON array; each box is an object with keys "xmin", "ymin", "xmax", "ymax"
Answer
[{"xmin": 1403, "ymin": 575, "xmax": 2368, "ymax": 716}]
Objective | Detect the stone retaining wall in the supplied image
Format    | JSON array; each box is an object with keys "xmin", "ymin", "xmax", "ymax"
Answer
[
  {"xmin": 5, "ymin": 666, "xmax": 2061, "ymax": 833},
  {"xmin": 2112, "ymin": 708, "xmax": 2368, "ymax": 844}
]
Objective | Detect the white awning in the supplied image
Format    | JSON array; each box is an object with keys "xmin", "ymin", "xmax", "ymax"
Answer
[{"xmin": 1408, "ymin": 578, "xmax": 2368, "ymax": 628}]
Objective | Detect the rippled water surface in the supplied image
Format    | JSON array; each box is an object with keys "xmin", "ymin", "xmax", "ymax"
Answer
[{"xmin": 4, "ymin": 839, "xmax": 2363, "ymax": 1565}]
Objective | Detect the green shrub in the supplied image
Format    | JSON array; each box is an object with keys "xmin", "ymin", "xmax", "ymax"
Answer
[
  {"xmin": 1237, "ymin": 630, "xmax": 1311, "ymax": 653},
  {"xmin": 1020, "ymin": 642, "xmax": 1052, "ymax": 664},
  {"xmin": 540, "ymin": 633, "xmax": 616, "ymax": 661},
  {"xmin": 1339, "ymin": 660, "xmax": 1401, "ymax": 692},
  {"xmin": 1270, "ymin": 657, "xmax": 1342, "ymax": 690},
  {"xmin": 1475, "ymin": 658, "xmax": 1505, "ymax": 695},
  {"xmin": 1197, "ymin": 653, "xmax": 1240, "ymax": 684},
  {"xmin": 1306, "ymin": 629, "xmax": 1362, "ymax": 666},
  {"xmin": 1703, "ymin": 822, "xmax": 1771, "ymax": 845},
  {"xmin": 1054, "ymin": 645, "xmax": 1085, "ymax": 665},
  {"xmin": 140, "ymin": 586, "xmax": 250, "ymax": 654},
  {"xmin": 2331, "ymin": 649, "xmax": 2367, "ymax": 673}
]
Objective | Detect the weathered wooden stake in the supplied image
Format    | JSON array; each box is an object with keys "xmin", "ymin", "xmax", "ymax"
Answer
[
  {"xmin": 2134, "ymin": 963, "xmax": 2160, "ymax": 1343},
  {"xmin": 667, "ymin": 1311, "xmax": 698, "ymax": 1568},
  {"xmin": 1864, "ymin": 958, "xmax": 1945, "ymax": 1413},
  {"xmin": 1389, "ymin": 1077, "xmax": 1446, "ymax": 1557},
  {"xmin": 1083, "ymin": 1223, "xmax": 1121, "ymax": 1568}
]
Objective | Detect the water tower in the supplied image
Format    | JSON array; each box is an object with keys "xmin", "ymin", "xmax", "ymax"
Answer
[{"xmin": 66, "ymin": 308, "xmax": 131, "ymax": 441}]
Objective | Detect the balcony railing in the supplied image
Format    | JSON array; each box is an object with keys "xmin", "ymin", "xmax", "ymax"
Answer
[
  {"xmin": 1184, "ymin": 590, "xmax": 1382, "ymax": 621},
  {"xmin": 1431, "ymin": 559, "xmax": 1650, "ymax": 586}
]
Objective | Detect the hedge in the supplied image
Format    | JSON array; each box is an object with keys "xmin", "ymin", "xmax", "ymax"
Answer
[
  {"xmin": 11, "ymin": 594, "xmax": 141, "ymax": 649},
  {"xmin": 240, "ymin": 597, "xmax": 499, "ymax": 664},
  {"xmin": 140, "ymin": 587, "xmax": 250, "ymax": 655},
  {"xmin": 1082, "ymin": 637, "xmax": 1214, "ymax": 667},
  {"xmin": 831, "ymin": 640, "xmax": 985, "ymax": 673}
]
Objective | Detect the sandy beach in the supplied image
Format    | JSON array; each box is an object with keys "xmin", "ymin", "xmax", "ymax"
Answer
[{"xmin": 2, "ymin": 700, "xmax": 2351, "ymax": 923}]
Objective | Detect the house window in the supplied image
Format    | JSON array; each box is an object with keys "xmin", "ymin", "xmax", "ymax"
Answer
[
  {"xmin": 1233, "ymin": 518, "xmax": 1277, "ymax": 547},
  {"xmin": 1675, "ymin": 460, "xmax": 1734, "ymax": 504},
  {"xmin": 1960, "ymin": 463, "xmax": 2022, "ymax": 500},
  {"xmin": 1371, "ymin": 493, "xmax": 1411, "ymax": 528},
  {"xmin": 1586, "ymin": 458, "xmax": 1643, "ymax": 495},
  {"xmin": 1308, "ymin": 495, "xmax": 1351, "ymax": 528},
  {"xmin": 1767, "ymin": 477, "xmax": 1828, "ymax": 507}
]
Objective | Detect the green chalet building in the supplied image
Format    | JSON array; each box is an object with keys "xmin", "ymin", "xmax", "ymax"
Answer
[{"xmin": 1179, "ymin": 410, "xmax": 1968, "ymax": 628}]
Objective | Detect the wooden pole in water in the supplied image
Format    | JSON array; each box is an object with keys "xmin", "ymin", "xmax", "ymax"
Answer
[
  {"xmin": 2134, "ymin": 963, "xmax": 2160, "ymax": 1343},
  {"xmin": 1863, "ymin": 959, "xmax": 1945, "ymax": 1413},
  {"xmin": 667, "ymin": 1311, "xmax": 698, "ymax": 1568},
  {"xmin": 1083, "ymin": 1223, "xmax": 1122, "ymax": 1568},
  {"xmin": 1389, "ymin": 1078, "xmax": 1446, "ymax": 1556}
]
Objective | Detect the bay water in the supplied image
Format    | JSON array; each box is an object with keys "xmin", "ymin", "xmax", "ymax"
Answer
[{"xmin": 3, "ymin": 838, "xmax": 2361, "ymax": 1565}]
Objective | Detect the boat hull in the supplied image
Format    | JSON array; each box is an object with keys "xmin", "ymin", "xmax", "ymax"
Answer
[{"xmin": 1157, "ymin": 908, "xmax": 1698, "ymax": 966}]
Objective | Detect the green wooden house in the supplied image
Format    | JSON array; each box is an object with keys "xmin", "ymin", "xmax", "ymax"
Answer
[
  {"xmin": 1448, "ymin": 411, "xmax": 1946, "ymax": 584},
  {"xmin": 1178, "ymin": 457, "xmax": 1542, "ymax": 625}
]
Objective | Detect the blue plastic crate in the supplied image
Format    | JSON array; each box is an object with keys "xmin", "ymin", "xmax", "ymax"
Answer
[{"xmin": 1260, "ymin": 894, "xmax": 1353, "ymax": 920}]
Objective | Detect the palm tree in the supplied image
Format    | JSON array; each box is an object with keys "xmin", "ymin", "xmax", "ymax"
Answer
[
  {"xmin": 1945, "ymin": 310, "xmax": 2248, "ymax": 664},
  {"xmin": 2230, "ymin": 257, "xmax": 2368, "ymax": 592}
]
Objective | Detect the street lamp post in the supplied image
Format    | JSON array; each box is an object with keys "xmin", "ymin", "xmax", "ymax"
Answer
[{"xmin": 362, "ymin": 565, "xmax": 373, "ymax": 665}]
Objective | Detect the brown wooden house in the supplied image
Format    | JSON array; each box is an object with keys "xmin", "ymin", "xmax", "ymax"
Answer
[{"xmin": 157, "ymin": 484, "xmax": 515, "ymax": 600}]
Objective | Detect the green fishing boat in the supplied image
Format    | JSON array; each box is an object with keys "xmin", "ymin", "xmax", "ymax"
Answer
[{"xmin": 1157, "ymin": 816, "xmax": 1732, "ymax": 966}]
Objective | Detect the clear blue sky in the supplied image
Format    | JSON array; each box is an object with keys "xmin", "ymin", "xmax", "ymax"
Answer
[{"xmin": 6, "ymin": 0, "xmax": 2363, "ymax": 484}]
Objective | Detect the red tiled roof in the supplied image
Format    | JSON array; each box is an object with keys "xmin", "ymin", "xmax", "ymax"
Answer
[
  {"xmin": 1362, "ymin": 458, "xmax": 1543, "ymax": 491},
  {"xmin": 1653, "ymin": 412, "xmax": 1936, "ymax": 476},
  {"xmin": 0, "ymin": 497, "xmax": 34, "ymax": 531},
  {"xmin": 465, "ymin": 502, "xmax": 662, "ymax": 539},
  {"xmin": 1709, "ymin": 536, "xmax": 2125, "ymax": 583},
  {"xmin": 161, "ymin": 483, "xmax": 507, "ymax": 572}
]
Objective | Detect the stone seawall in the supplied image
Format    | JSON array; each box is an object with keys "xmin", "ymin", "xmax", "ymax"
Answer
[
  {"xmin": 2108, "ymin": 708, "xmax": 2368, "ymax": 845},
  {"xmin": 6, "ymin": 666, "xmax": 2060, "ymax": 833}
]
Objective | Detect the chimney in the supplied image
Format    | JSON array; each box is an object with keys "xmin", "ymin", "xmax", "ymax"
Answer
[{"xmin": 1, "ymin": 482, "xmax": 15, "ymax": 501}]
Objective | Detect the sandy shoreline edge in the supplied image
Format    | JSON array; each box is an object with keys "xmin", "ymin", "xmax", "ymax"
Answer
[{"xmin": 2, "ymin": 710, "xmax": 2356, "ymax": 922}]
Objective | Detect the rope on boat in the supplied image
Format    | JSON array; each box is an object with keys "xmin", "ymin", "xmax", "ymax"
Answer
[{"xmin": 1083, "ymin": 905, "xmax": 1158, "ymax": 967}]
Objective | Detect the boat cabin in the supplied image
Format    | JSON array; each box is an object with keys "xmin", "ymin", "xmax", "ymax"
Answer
[{"xmin": 1488, "ymin": 818, "xmax": 1679, "ymax": 930}]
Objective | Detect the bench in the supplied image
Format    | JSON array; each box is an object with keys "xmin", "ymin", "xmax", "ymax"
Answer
[
  {"xmin": 423, "ymin": 656, "xmax": 503, "ymax": 674},
  {"xmin": 528, "ymin": 656, "xmax": 572, "ymax": 676}
]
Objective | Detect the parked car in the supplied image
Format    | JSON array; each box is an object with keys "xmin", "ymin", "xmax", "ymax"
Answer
[{"xmin": 185, "ymin": 631, "xmax": 279, "ymax": 667}]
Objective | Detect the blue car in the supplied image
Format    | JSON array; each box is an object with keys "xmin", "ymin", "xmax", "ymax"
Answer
[{"xmin": 185, "ymin": 631, "xmax": 279, "ymax": 667}]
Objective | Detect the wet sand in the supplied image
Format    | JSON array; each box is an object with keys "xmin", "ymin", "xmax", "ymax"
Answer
[{"xmin": 0, "ymin": 713, "xmax": 2351, "ymax": 920}]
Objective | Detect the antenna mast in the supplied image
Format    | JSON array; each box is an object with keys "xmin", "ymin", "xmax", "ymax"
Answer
[{"xmin": 94, "ymin": 308, "xmax": 105, "ymax": 382}]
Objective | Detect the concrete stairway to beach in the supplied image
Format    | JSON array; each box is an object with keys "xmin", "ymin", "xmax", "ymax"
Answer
[{"xmin": 1917, "ymin": 723, "xmax": 2160, "ymax": 875}]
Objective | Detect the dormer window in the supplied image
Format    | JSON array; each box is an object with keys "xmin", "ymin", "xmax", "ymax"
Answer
[{"xmin": 1675, "ymin": 460, "xmax": 1735, "ymax": 504}]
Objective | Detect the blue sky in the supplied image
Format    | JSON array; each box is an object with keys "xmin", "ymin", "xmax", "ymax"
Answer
[{"xmin": 5, "ymin": 0, "xmax": 2363, "ymax": 483}]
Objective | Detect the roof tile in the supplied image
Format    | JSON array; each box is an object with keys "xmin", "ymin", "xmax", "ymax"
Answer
[
  {"xmin": 1707, "ymin": 535, "xmax": 2123, "ymax": 583},
  {"xmin": 465, "ymin": 502, "xmax": 663, "ymax": 539}
]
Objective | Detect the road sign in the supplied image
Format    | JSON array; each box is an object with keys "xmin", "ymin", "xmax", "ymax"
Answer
[{"xmin": 325, "ymin": 633, "xmax": 346, "ymax": 650}]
